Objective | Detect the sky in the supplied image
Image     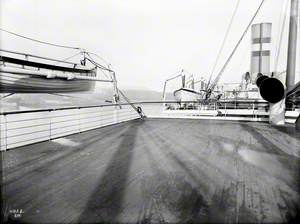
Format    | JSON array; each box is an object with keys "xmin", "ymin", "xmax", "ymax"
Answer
[{"xmin": 1, "ymin": 0, "xmax": 299, "ymax": 92}]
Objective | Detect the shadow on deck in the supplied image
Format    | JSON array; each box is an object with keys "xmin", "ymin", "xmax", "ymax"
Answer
[
  {"xmin": 77, "ymin": 121, "xmax": 140, "ymax": 223},
  {"xmin": 2, "ymin": 118, "xmax": 300, "ymax": 223}
]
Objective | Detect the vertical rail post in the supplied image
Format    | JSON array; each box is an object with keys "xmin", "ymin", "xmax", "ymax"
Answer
[
  {"xmin": 4, "ymin": 115, "xmax": 8, "ymax": 151},
  {"xmin": 49, "ymin": 110, "xmax": 52, "ymax": 140},
  {"xmin": 78, "ymin": 108, "xmax": 81, "ymax": 133},
  {"xmin": 100, "ymin": 106, "xmax": 103, "ymax": 128},
  {"xmin": 286, "ymin": 0, "xmax": 299, "ymax": 90}
]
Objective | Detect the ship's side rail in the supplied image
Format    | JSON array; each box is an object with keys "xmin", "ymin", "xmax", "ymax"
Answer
[
  {"xmin": 1, "ymin": 101, "xmax": 299, "ymax": 151},
  {"xmin": 138, "ymin": 100, "xmax": 299, "ymax": 123},
  {"xmin": 0, "ymin": 103, "xmax": 141, "ymax": 151}
]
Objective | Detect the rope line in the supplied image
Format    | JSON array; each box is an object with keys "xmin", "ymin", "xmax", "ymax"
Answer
[
  {"xmin": 118, "ymin": 89, "xmax": 145, "ymax": 118},
  {"xmin": 0, "ymin": 27, "xmax": 81, "ymax": 50},
  {"xmin": 85, "ymin": 53, "xmax": 112, "ymax": 72},
  {"xmin": 97, "ymin": 67, "xmax": 111, "ymax": 80},
  {"xmin": 54, "ymin": 52, "xmax": 83, "ymax": 66},
  {"xmin": 207, "ymin": 0, "xmax": 241, "ymax": 89},
  {"xmin": 0, "ymin": 93, "xmax": 15, "ymax": 99},
  {"xmin": 274, "ymin": 0, "xmax": 289, "ymax": 74},
  {"xmin": 84, "ymin": 57, "xmax": 138, "ymax": 115},
  {"xmin": 207, "ymin": 0, "xmax": 266, "ymax": 98},
  {"xmin": 86, "ymin": 52, "xmax": 110, "ymax": 67}
]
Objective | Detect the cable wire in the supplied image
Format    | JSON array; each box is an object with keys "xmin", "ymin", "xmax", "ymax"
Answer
[
  {"xmin": 0, "ymin": 27, "xmax": 82, "ymax": 50},
  {"xmin": 207, "ymin": 0, "xmax": 241, "ymax": 89},
  {"xmin": 207, "ymin": 0, "xmax": 266, "ymax": 97},
  {"xmin": 274, "ymin": 0, "xmax": 289, "ymax": 74},
  {"xmin": 85, "ymin": 53, "xmax": 112, "ymax": 72},
  {"xmin": 86, "ymin": 52, "xmax": 110, "ymax": 67},
  {"xmin": 84, "ymin": 53, "xmax": 114, "ymax": 81},
  {"xmin": 54, "ymin": 52, "xmax": 83, "ymax": 65}
]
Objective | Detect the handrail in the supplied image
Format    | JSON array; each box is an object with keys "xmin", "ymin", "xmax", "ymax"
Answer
[
  {"xmin": 0, "ymin": 56, "xmax": 93, "ymax": 73},
  {"xmin": 0, "ymin": 101, "xmax": 298, "ymax": 151},
  {"xmin": 0, "ymin": 49, "xmax": 80, "ymax": 66},
  {"xmin": 0, "ymin": 104, "xmax": 140, "ymax": 151},
  {"xmin": 0, "ymin": 103, "xmax": 127, "ymax": 115},
  {"xmin": 0, "ymin": 100, "xmax": 270, "ymax": 115}
]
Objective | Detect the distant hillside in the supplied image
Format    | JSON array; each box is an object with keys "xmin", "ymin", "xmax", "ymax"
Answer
[
  {"xmin": 101, "ymin": 88, "xmax": 174, "ymax": 102},
  {"xmin": 0, "ymin": 89, "xmax": 174, "ymax": 112}
]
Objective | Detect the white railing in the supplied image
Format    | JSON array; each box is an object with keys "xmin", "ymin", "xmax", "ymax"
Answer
[
  {"xmin": 160, "ymin": 100, "xmax": 299, "ymax": 122},
  {"xmin": 0, "ymin": 104, "xmax": 141, "ymax": 151},
  {"xmin": 1, "ymin": 101, "xmax": 299, "ymax": 151}
]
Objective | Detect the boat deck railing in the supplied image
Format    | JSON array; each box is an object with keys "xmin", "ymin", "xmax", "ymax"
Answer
[
  {"xmin": 0, "ymin": 103, "xmax": 141, "ymax": 151},
  {"xmin": 150, "ymin": 100, "xmax": 299, "ymax": 122},
  {"xmin": 1, "ymin": 100, "xmax": 299, "ymax": 151},
  {"xmin": 161, "ymin": 99, "xmax": 300, "ymax": 110}
]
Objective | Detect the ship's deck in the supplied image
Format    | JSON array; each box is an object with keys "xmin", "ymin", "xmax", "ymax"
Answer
[{"xmin": 2, "ymin": 118, "xmax": 300, "ymax": 223}]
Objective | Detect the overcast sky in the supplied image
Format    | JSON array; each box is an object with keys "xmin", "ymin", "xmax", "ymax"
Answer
[{"xmin": 1, "ymin": 0, "xmax": 298, "ymax": 91}]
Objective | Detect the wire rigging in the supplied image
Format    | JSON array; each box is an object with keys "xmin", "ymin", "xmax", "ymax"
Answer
[
  {"xmin": 274, "ymin": 0, "xmax": 287, "ymax": 65},
  {"xmin": 0, "ymin": 28, "xmax": 121, "ymax": 102},
  {"xmin": 85, "ymin": 52, "xmax": 113, "ymax": 80},
  {"xmin": 86, "ymin": 52, "xmax": 110, "ymax": 67},
  {"xmin": 85, "ymin": 52, "xmax": 111, "ymax": 71},
  {"xmin": 207, "ymin": 0, "xmax": 241, "ymax": 89},
  {"xmin": 0, "ymin": 27, "xmax": 82, "ymax": 50},
  {"xmin": 274, "ymin": 0, "xmax": 289, "ymax": 74},
  {"xmin": 0, "ymin": 29, "xmax": 112, "ymax": 70},
  {"xmin": 97, "ymin": 66, "xmax": 112, "ymax": 80},
  {"xmin": 54, "ymin": 52, "xmax": 83, "ymax": 65},
  {"xmin": 206, "ymin": 0, "xmax": 266, "ymax": 98},
  {"xmin": 84, "ymin": 53, "xmax": 114, "ymax": 81}
]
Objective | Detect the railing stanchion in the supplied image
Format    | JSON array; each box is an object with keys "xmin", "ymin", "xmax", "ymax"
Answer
[
  {"xmin": 0, "ymin": 103, "xmax": 146, "ymax": 150},
  {"xmin": 78, "ymin": 108, "xmax": 81, "ymax": 133},
  {"xmin": 5, "ymin": 114, "xmax": 8, "ymax": 151},
  {"xmin": 49, "ymin": 111, "xmax": 52, "ymax": 140}
]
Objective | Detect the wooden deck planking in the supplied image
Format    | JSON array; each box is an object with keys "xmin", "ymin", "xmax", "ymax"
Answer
[{"xmin": 1, "ymin": 118, "xmax": 300, "ymax": 223}]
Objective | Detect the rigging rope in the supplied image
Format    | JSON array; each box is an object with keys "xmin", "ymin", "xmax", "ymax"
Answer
[
  {"xmin": 85, "ymin": 57, "xmax": 112, "ymax": 80},
  {"xmin": 86, "ymin": 52, "xmax": 110, "ymax": 67},
  {"xmin": 117, "ymin": 89, "xmax": 145, "ymax": 118},
  {"xmin": 85, "ymin": 53, "xmax": 141, "ymax": 116},
  {"xmin": 274, "ymin": 0, "xmax": 289, "ymax": 74},
  {"xmin": 207, "ymin": 0, "xmax": 241, "ymax": 89},
  {"xmin": 207, "ymin": 0, "xmax": 266, "ymax": 98},
  {"xmin": 95, "ymin": 66, "xmax": 111, "ymax": 80},
  {"xmin": 54, "ymin": 52, "xmax": 83, "ymax": 65},
  {"xmin": 85, "ymin": 53, "xmax": 112, "ymax": 72},
  {"xmin": 0, "ymin": 27, "xmax": 82, "ymax": 50},
  {"xmin": 0, "ymin": 93, "xmax": 14, "ymax": 99},
  {"xmin": 85, "ymin": 55, "xmax": 144, "ymax": 117}
]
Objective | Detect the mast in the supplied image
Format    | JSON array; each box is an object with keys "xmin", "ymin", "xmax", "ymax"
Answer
[
  {"xmin": 286, "ymin": 0, "xmax": 299, "ymax": 90},
  {"xmin": 269, "ymin": 0, "xmax": 299, "ymax": 126}
]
